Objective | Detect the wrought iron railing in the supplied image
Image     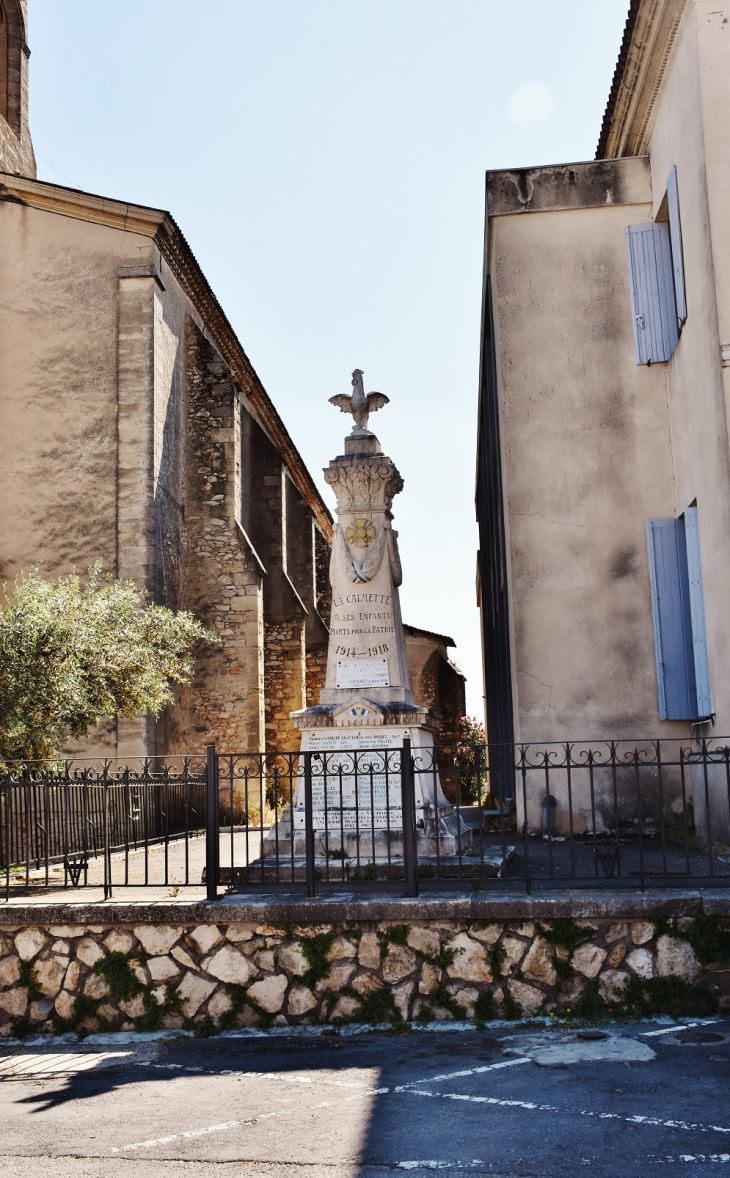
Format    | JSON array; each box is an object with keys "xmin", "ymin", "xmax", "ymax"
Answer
[
  {"xmin": 214, "ymin": 737, "xmax": 730, "ymax": 894},
  {"xmin": 415, "ymin": 737, "xmax": 730, "ymax": 892},
  {"xmin": 1, "ymin": 757, "xmax": 206, "ymax": 897},
  {"xmin": 2, "ymin": 739, "xmax": 729, "ymax": 898}
]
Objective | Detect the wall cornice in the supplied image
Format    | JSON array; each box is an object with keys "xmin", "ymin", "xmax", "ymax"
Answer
[{"xmin": 597, "ymin": 0, "xmax": 692, "ymax": 160}]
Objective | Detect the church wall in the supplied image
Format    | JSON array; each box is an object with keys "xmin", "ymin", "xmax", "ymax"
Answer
[
  {"xmin": 153, "ymin": 267, "xmax": 187, "ymax": 614},
  {"xmin": 305, "ymin": 644, "xmax": 328, "ymax": 706},
  {"xmin": 0, "ymin": 202, "xmax": 135, "ymax": 584},
  {"xmin": 115, "ymin": 268, "xmax": 158, "ymax": 757},
  {"xmin": 0, "ymin": 186, "xmax": 333, "ymax": 763},
  {"xmin": 436, "ymin": 657, "xmax": 466, "ymax": 750},
  {"xmin": 241, "ymin": 405, "xmax": 331, "ymax": 754},
  {"xmin": 404, "ymin": 627, "xmax": 466, "ymax": 749},
  {"xmin": 113, "ymin": 250, "xmax": 195, "ymax": 756},
  {"xmin": 0, "ymin": 198, "xmax": 273, "ymax": 759},
  {"xmin": 180, "ymin": 321, "xmax": 265, "ymax": 757},
  {"xmin": 0, "ymin": 203, "xmax": 162, "ymax": 758},
  {"xmin": 0, "ymin": 0, "xmax": 36, "ymax": 177},
  {"xmin": 263, "ymin": 619, "xmax": 307, "ymax": 754}
]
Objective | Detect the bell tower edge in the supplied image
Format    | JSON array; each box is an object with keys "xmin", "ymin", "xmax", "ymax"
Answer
[{"xmin": 0, "ymin": 0, "xmax": 36, "ymax": 178}]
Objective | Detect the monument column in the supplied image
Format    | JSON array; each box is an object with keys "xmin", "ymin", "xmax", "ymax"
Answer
[
  {"xmin": 321, "ymin": 436, "xmax": 410, "ymax": 704},
  {"xmin": 269, "ymin": 369, "xmax": 465, "ymax": 860}
]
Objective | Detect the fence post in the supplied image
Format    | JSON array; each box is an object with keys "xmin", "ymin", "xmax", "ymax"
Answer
[
  {"xmin": 206, "ymin": 744, "xmax": 219, "ymax": 902},
  {"xmin": 401, "ymin": 739, "xmax": 418, "ymax": 897},
  {"xmin": 4, "ymin": 772, "xmax": 10, "ymax": 902},
  {"xmin": 304, "ymin": 751, "xmax": 316, "ymax": 898},
  {"xmin": 103, "ymin": 778, "xmax": 112, "ymax": 900}
]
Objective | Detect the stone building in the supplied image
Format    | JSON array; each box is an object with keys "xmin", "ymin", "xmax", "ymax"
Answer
[
  {"xmin": 404, "ymin": 625, "xmax": 466, "ymax": 751},
  {"xmin": 0, "ymin": 1, "xmax": 333, "ymax": 758},
  {"xmin": 0, "ymin": 2, "xmax": 465, "ymax": 758},
  {"xmin": 0, "ymin": 1, "xmax": 33, "ymax": 179},
  {"xmin": 476, "ymin": 0, "xmax": 730, "ymax": 785}
]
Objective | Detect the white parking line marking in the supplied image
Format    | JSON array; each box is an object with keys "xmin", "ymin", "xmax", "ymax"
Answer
[
  {"xmin": 109, "ymin": 1068, "xmax": 388, "ymax": 1153},
  {"xmin": 641, "ymin": 1019, "xmax": 722, "ymax": 1037},
  {"xmin": 667, "ymin": 1155, "xmax": 730, "ymax": 1164},
  {"xmin": 403, "ymin": 1086, "xmax": 730, "ymax": 1136},
  {"xmin": 412, "ymin": 1089, "xmax": 552, "ymax": 1111},
  {"xmin": 111, "ymin": 1120, "xmax": 242, "ymax": 1153},
  {"xmin": 56, "ymin": 1042, "xmax": 726, "ymax": 1157},
  {"xmin": 398, "ymin": 1164, "xmax": 486, "ymax": 1171},
  {"xmin": 285, "ymin": 1075, "xmax": 372, "ymax": 1089},
  {"xmin": 396, "ymin": 1057, "xmax": 531, "ymax": 1090},
  {"xmin": 138, "ymin": 1060, "xmax": 385, "ymax": 1094},
  {"xmin": 396, "ymin": 1158, "xmax": 730, "ymax": 1171}
]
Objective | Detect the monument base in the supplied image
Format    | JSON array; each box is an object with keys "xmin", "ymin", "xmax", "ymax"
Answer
[
  {"xmin": 219, "ymin": 845, "xmax": 515, "ymax": 885},
  {"xmin": 261, "ymin": 696, "xmax": 468, "ymax": 860}
]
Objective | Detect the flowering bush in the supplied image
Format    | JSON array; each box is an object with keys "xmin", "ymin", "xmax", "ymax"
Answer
[{"xmin": 454, "ymin": 715, "xmax": 488, "ymax": 805}]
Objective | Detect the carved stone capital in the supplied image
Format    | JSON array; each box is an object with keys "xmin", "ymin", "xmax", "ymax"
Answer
[{"xmin": 323, "ymin": 453, "xmax": 404, "ymax": 513}]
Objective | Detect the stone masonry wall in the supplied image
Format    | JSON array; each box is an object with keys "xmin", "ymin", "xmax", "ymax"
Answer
[
  {"xmin": 264, "ymin": 620, "xmax": 306, "ymax": 754},
  {"xmin": 184, "ymin": 322, "xmax": 265, "ymax": 754},
  {"xmin": 0, "ymin": 916, "xmax": 728, "ymax": 1037},
  {"xmin": 306, "ymin": 645, "xmax": 328, "ymax": 706}
]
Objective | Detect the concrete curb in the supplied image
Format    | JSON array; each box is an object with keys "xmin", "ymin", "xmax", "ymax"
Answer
[
  {"xmin": 1, "ymin": 887, "xmax": 729, "ymax": 924},
  {"xmin": 4, "ymin": 1014, "xmax": 714, "ymax": 1049}
]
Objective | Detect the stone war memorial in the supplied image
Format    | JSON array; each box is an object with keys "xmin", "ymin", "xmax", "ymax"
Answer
[
  {"xmin": 3, "ymin": 3, "xmax": 730, "ymax": 1063},
  {"xmin": 265, "ymin": 369, "xmax": 466, "ymax": 867}
]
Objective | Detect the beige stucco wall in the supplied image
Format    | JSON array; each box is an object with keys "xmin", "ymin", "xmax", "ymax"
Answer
[
  {"xmin": 0, "ymin": 203, "xmax": 195, "ymax": 756},
  {"xmin": 645, "ymin": 1, "xmax": 730, "ymax": 737},
  {"xmin": 0, "ymin": 200, "xmax": 273, "ymax": 758},
  {"xmin": 491, "ymin": 198, "xmax": 687, "ymax": 743},
  {"xmin": 0, "ymin": 201, "xmax": 147, "ymax": 582}
]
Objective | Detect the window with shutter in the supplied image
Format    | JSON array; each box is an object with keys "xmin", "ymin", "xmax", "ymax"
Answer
[
  {"xmin": 646, "ymin": 518, "xmax": 697, "ymax": 720},
  {"xmin": 666, "ymin": 165, "xmax": 687, "ymax": 327},
  {"xmin": 626, "ymin": 223, "xmax": 679, "ymax": 364},
  {"xmin": 646, "ymin": 510, "xmax": 711, "ymax": 721},
  {"xmin": 683, "ymin": 507, "xmax": 711, "ymax": 716}
]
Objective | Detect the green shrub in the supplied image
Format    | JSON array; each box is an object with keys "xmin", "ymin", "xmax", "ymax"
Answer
[
  {"xmin": 653, "ymin": 915, "xmax": 730, "ymax": 966},
  {"xmin": 0, "ymin": 564, "xmax": 218, "ymax": 763},
  {"xmin": 94, "ymin": 950, "xmax": 147, "ymax": 1002},
  {"xmin": 623, "ymin": 976, "xmax": 718, "ymax": 1019},
  {"xmin": 299, "ymin": 932, "xmax": 336, "ymax": 990},
  {"xmin": 501, "ymin": 991, "xmax": 522, "ymax": 1021},
  {"xmin": 473, "ymin": 991, "xmax": 498, "ymax": 1025}
]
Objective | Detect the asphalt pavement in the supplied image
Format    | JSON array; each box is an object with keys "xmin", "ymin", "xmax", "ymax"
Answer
[{"xmin": 0, "ymin": 1019, "xmax": 728, "ymax": 1177}]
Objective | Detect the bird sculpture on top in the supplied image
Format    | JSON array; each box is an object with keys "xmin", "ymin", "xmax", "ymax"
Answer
[{"xmin": 329, "ymin": 369, "xmax": 389, "ymax": 434}]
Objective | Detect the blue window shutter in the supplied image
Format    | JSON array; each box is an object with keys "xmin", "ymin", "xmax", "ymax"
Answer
[
  {"xmin": 626, "ymin": 223, "xmax": 679, "ymax": 364},
  {"xmin": 646, "ymin": 519, "xmax": 698, "ymax": 720},
  {"xmin": 683, "ymin": 507, "xmax": 711, "ymax": 716},
  {"xmin": 667, "ymin": 166, "xmax": 687, "ymax": 327}
]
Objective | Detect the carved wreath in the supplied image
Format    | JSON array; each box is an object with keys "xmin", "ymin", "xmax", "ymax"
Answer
[{"xmin": 330, "ymin": 520, "xmax": 402, "ymax": 587}]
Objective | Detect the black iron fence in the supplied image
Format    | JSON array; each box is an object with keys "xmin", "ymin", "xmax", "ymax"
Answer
[
  {"xmin": 2, "ymin": 739, "xmax": 730, "ymax": 898},
  {"xmin": 425, "ymin": 737, "xmax": 730, "ymax": 893},
  {"xmin": 1, "ymin": 757, "xmax": 206, "ymax": 897}
]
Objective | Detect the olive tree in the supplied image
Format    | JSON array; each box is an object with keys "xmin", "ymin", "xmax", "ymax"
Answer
[{"xmin": 0, "ymin": 565, "xmax": 218, "ymax": 763}]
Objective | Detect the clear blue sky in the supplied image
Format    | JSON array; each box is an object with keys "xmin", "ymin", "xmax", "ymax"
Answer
[{"xmin": 29, "ymin": 0, "xmax": 629, "ymax": 715}]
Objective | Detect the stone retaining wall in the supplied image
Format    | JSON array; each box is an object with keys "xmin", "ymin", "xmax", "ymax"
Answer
[{"xmin": 1, "ymin": 914, "xmax": 728, "ymax": 1037}]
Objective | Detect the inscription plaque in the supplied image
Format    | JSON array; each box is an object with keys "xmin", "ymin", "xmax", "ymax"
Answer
[
  {"xmin": 293, "ymin": 727, "xmax": 421, "ymax": 832},
  {"xmin": 335, "ymin": 657, "xmax": 390, "ymax": 689}
]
